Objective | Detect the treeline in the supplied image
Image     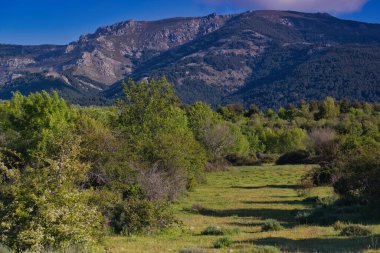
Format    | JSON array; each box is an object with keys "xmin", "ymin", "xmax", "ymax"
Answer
[{"xmin": 0, "ymin": 78, "xmax": 379, "ymax": 251}]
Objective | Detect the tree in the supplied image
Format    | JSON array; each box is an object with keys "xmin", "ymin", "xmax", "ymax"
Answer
[
  {"xmin": 187, "ymin": 102, "xmax": 249, "ymax": 161},
  {"xmin": 0, "ymin": 91, "xmax": 77, "ymax": 163},
  {"xmin": 117, "ymin": 78, "xmax": 207, "ymax": 191},
  {"xmin": 314, "ymin": 97, "xmax": 339, "ymax": 120},
  {"xmin": 333, "ymin": 144, "xmax": 380, "ymax": 199}
]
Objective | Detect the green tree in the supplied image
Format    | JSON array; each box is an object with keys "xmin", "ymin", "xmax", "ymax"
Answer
[
  {"xmin": 0, "ymin": 91, "xmax": 77, "ymax": 163},
  {"xmin": 117, "ymin": 78, "xmax": 207, "ymax": 190},
  {"xmin": 187, "ymin": 102, "xmax": 249, "ymax": 161}
]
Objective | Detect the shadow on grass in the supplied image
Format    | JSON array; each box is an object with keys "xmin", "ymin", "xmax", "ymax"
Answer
[
  {"xmin": 241, "ymin": 200, "xmax": 309, "ymax": 205},
  {"xmin": 191, "ymin": 207, "xmax": 297, "ymax": 223},
  {"xmin": 238, "ymin": 235, "xmax": 380, "ymax": 253},
  {"xmin": 231, "ymin": 184, "xmax": 298, "ymax": 190}
]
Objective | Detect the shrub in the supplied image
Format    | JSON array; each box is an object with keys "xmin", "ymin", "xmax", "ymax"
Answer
[
  {"xmin": 295, "ymin": 210, "xmax": 313, "ymax": 224},
  {"xmin": 201, "ymin": 226, "xmax": 240, "ymax": 236},
  {"xmin": 201, "ymin": 226, "xmax": 224, "ymax": 235},
  {"xmin": 257, "ymin": 153, "xmax": 279, "ymax": 164},
  {"xmin": 333, "ymin": 221, "xmax": 348, "ymax": 231},
  {"xmin": 276, "ymin": 150, "xmax": 310, "ymax": 165},
  {"xmin": 316, "ymin": 196, "xmax": 339, "ymax": 207},
  {"xmin": 252, "ymin": 245, "xmax": 282, "ymax": 253},
  {"xmin": 339, "ymin": 225, "xmax": 372, "ymax": 237},
  {"xmin": 213, "ymin": 237, "xmax": 233, "ymax": 248},
  {"xmin": 333, "ymin": 148, "xmax": 380, "ymax": 199},
  {"xmin": 226, "ymin": 154, "xmax": 260, "ymax": 166},
  {"xmin": 261, "ymin": 219, "xmax": 284, "ymax": 232},
  {"xmin": 0, "ymin": 146, "xmax": 103, "ymax": 252},
  {"xmin": 110, "ymin": 199, "xmax": 177, "ymax": 236}
]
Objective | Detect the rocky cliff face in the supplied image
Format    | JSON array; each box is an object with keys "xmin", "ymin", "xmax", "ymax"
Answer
[
  {"xmin": 0, "ymin": 14, "xmax": 231, "ymax": 91},
  {"xmin": 1, "ymin": 11, "xmax": 380, "ymax": 107}
]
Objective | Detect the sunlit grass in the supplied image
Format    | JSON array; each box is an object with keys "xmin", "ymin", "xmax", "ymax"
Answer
[{"xmin": 102, "ymin": 165, "xmax": 380, "ymax": 253}]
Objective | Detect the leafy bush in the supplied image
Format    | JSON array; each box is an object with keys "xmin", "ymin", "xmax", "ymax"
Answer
[
  {"xmin": 333, "ymin": 146, "xmax": 380, "ymax": 199},
  {"xmin": 201, "ymin": 226, "xmax": 224, "ymax": 235},
  {"xmin": 339, "ymin": 225, "xmax": 372, "ymax": 237},
  {"xmin": 213, "ymin": 237, "xmax": 233, "ymax": 248},
  {"xmin": 226, "ymin": 154, "xmax": 260, "ymax": 166},
  {"xmin": 111, "ymin": 199, "xmax": 177, "ymax": 236},
  {"xmin": 257, "ymin": 153, "xmax": 279, "ymax": 164},
  {"xmin": 276, "ymin": 150, "xmax": 311, "ymax": 165},
  {"xmin": 261, "ymin": 219, "xmax": 284, "ymax": 232},
  {"xmin": 333, "ymin": 221, "xmax": 348, "ymax": 231},
  {"xmin": 0, "ymin": 175, "xmax": 103, "ymax": 252},
  {"xmin": 0, "ymin": 144, "xmax": 103, "ymax": 252},
  {"xmin": 201, "ymin": 226, "xmax": 240, "ymax": 236}
]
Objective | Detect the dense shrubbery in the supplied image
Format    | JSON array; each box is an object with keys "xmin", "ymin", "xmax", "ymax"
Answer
[
  {"xmin": 213, "ymin": 237, "xmax": 233, "ymax": 248},
  {"xmin": 201, "ymin": 226, "xmax": 240, "ymax": 236},
  {"xmin": 1, "ymin": 78, "xmax": 380, "ymax": 251},
  {"xmin": 261, "ymin": 219, "xmax": 284, "ymax": 232},
  {"xmin": 0, "ymin": 92, "xmax": 103, "ymax": 251},
  {"xmin": 276, "ymin": 150, "xmax": 311, "ymax": 165},
  {"xmin": 339, "ymin": 225, "xmax": 372, "ymax": 237}
]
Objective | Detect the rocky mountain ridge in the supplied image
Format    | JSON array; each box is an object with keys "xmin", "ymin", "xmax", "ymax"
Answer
[{"xmin": 1, "ymin": 10, "xmax": 380, "ymax": 107}]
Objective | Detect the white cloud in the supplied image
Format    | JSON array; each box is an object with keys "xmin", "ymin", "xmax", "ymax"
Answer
[{"xmin": 201, "ymin": 0, "xmax": 369, "ymax": 13}]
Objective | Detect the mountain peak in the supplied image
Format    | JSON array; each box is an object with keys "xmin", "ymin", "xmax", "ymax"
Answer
[{"xmin": 1, "ymin": 11, "xmax": 380, "ymax": 107}]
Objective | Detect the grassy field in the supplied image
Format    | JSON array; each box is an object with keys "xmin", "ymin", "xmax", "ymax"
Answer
[{"xmin": 102, "ymin": 165, "xmax": 380, "ymax": 253}]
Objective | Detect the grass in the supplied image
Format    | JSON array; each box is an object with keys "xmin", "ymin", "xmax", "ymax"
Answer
[{"xmin": 102, "ymin": 165, "xmax": 380, "ymax": 253}]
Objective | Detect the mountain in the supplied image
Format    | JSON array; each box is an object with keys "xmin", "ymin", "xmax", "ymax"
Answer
[{"xmin": 1, "ymin": 11, "xmax": 380, "ymax": 108}]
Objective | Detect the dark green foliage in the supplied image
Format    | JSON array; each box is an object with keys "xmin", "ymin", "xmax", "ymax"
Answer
[
  {"xmin": 276, "ymin": 150, "xmax": 311, "ymax": 165},
  {"xmin": 201, "ymin": 226, "xmax": 240, "ymax": 236},
  {"xmin": 339, "ymin": 225, "xmax": 372, "ymax": 237},
  {"xmin": 226, "ymin": 154, "xmax": 260, "ymax": 166},
  {"xmin": 261, "ymin": 219, "xmax": 284, "ymax": 232},
  {"xmin": 213, "ymin": 237, "xmax": 233, "ymax": 249},
  {"xmin": 111, "ymin": 199, "xmax": 176, "ymax": 235},
  {"xmin": 333, "ymin": 146, "xmax": 380, "ymax": 199}
]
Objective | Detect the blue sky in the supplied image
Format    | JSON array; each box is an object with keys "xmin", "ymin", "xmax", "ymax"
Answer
[{"xmin": 0, "ymin": 0, "xmax": 379, "ymax": 45}]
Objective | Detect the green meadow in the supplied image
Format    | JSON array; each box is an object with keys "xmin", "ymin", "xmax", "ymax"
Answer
[{"xmin": 103, "ymin": 165, "xmax": 380, "ymax": 253}]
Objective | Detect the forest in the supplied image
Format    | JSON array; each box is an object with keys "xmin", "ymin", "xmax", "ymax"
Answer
[{"xmin": 0, "ymin": 78, "xmax": 379, "ymax": 252}]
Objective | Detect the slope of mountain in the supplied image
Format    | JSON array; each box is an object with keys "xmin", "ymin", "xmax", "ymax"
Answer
[{"xmin": 1, "ymin": 11, "xmax": 380, "ymax": 107}]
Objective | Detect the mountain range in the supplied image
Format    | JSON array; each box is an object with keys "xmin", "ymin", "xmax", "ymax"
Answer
[{"xmin": 1, "ymin": 10, "xmax": 380, "ymax": 108}]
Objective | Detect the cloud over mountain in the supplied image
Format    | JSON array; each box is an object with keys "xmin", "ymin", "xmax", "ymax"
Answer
[{"xmin": 201, "ymin": 0, "xmax": 368, "ymax": 13}]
